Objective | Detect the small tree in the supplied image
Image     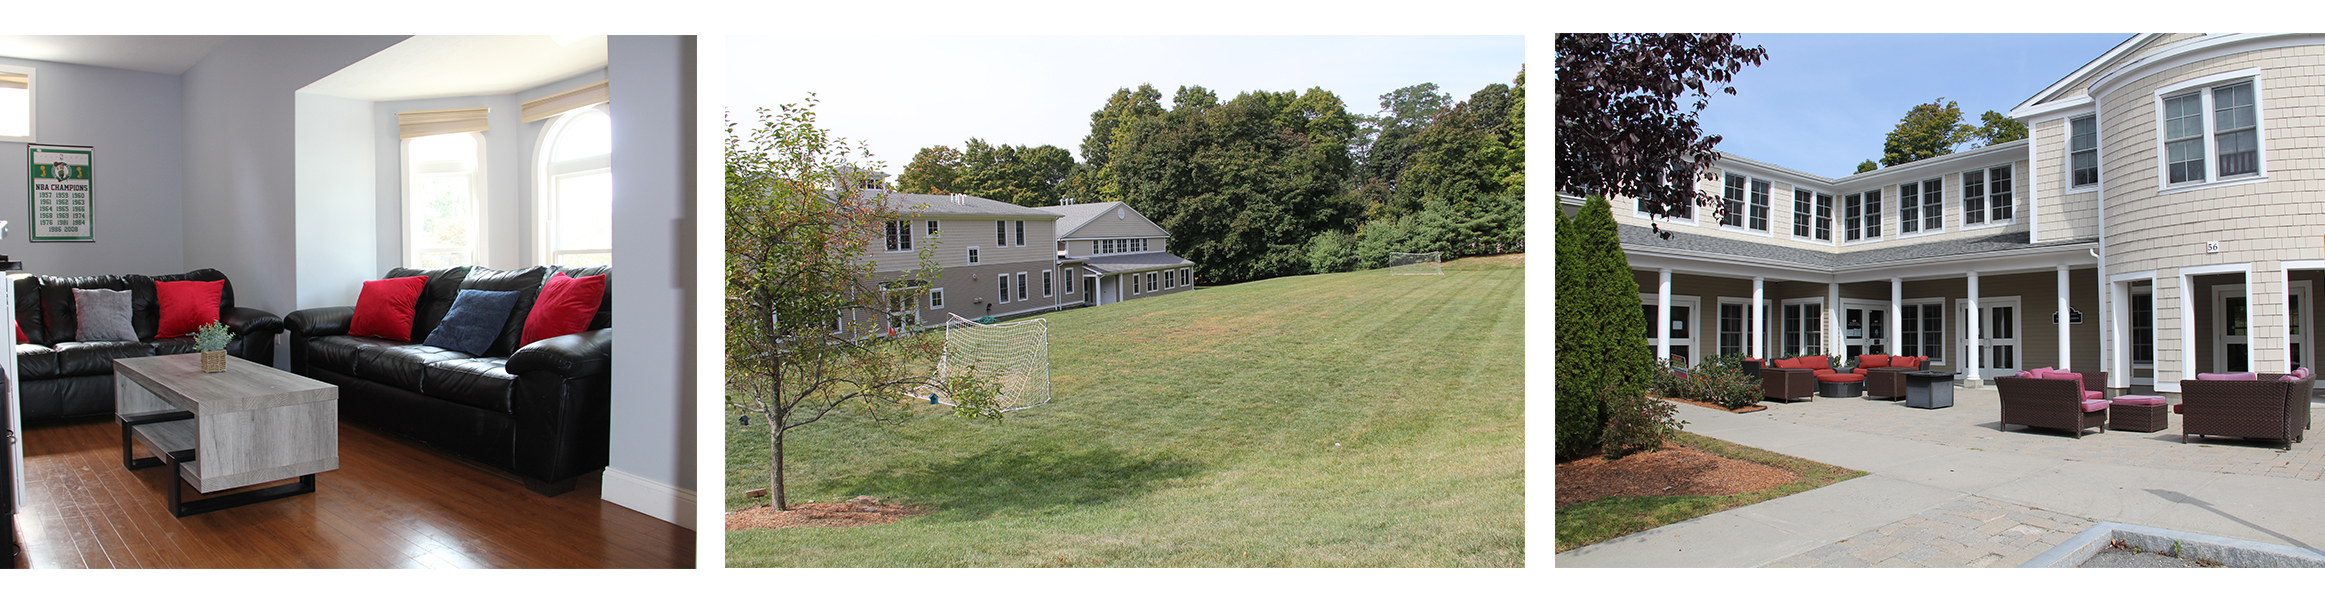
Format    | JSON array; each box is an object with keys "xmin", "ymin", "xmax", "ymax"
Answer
[
  {"xmin": 1881, "ymin": 98, "xmax": 1973, "ymax": 167},
  {"xmin": 1555, "ymin": 33, "xmax": 1767, "ymax": 234},
  {"xmin": 726, "ymin": 96, "xmax": 1001, "ymax": 511},
  {"xmin": 1556, "ymin": 196, "xmax": 1654, "ymax": 461}
]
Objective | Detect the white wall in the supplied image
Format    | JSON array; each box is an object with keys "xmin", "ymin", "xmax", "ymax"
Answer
[
  {"xmin": 602, "ymin": 35, "xmax": 696, "ymax": 528},
  {"xmin": 0, "ymin": 57, "xmax": 187, "ymax": 277},
  {"xmin": 292, "ymin": 92, "xmax": 378, "ymax": 310},
  {"xmin": 368, "ymin": 94, "xmax": 524, "ymax": 272},
  {"xmin": 184, "ymin": 35, "xmax": 408, "ymax": 367}
]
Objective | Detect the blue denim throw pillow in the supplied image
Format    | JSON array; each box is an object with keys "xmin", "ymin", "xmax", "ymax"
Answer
[{"xmin": 422, "ymin": 289, "xmax": 520, "ymax": 355}]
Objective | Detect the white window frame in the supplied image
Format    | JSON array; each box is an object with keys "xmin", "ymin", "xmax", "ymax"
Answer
[
  {"xmin": 1779, "ymin": 298, "xmax": 1825, "ymax": 357},
  {"xmin": 1017, "ymin": 271, "xmax": 1029, "ymax": 301},
  {"xmin": 967, "ymin": 246, "xmax": 981, "ymax": 265},
  {"xmin": 2130, "ymin": 283, "xmax": 2154, "ymax": 369},
  {"xmin": 998, "ymin": 273, "xmax": 1010, "ymax": 304},
  {"xmin": 1015, "ymin": 220, "xmax": 1027, "ymax": 247},
  {"xmin": 2154, "ymin": 69, "xmax": 2268, "ymax": 194},
  {"xmin": 1720, "ymin": 173, "xmax": 1747, "ymax": 228},
  {"xmin": 1897, "ymin": 177, "xmax": 1945, "ymax": 238},
  {"xmin": 1063, "ymin": 270, "xmax": 1075, "ymax": 294},
  {"xmin": 1959, "ymin": 165, "xmax": 2015, "ymax": 230},
  {"xmin": 2068, "ymin": 113, "xmax": 2100, "ymax": 191},
  {"xmin": 1841, "ymin": 190, "xmax": 1881, "ymax": 244},
  {"xmin": 927, "ymin": 220, "xmax": 941, "ymax": 240},
  {"xmin": 1147, "ymin": 272, "xmax": 1159, "ymax": 292},
  {"xmin": 929, "ymin": 287, "xmax": 946, "ymax": 310},
  {"xmin": 404, "ymin": 131, "xmax": 488, "ymax": 268},
  {"xmin": 1898, "ymin": 297, "xmax": 1947, "ymax": 367},
  {"xmin": 1164, "ymin": 269, "xmax": 1175, "ymax": 289},
  {"xmin": 1181, "ymin": 268, "xmax": 1191, "ymax": 287},
  {"xmin": 996, "ymin": 220, "xmax": 1007, "ymax": 246},
  {"xmin": 1042, "ymin": 269, "xmax": 1053, "ymax": 297},
  {"xmin": 1128, "ymin": 274, "xmax": 1138, "ymax": 295},
  {"xmin": 0, "ymin": 65, "xmax": 34, "ymax": 143},
  {"xmin": 1632, "ymin": 190, "xmax": 1698, "ymax": 224},
  {"xmin": 535, "ymin": 104, "xmax": 612, "ymax": 266},
  {"xmin": 883, "ymin": 219, "xmax": 914, "ymax": 253}
]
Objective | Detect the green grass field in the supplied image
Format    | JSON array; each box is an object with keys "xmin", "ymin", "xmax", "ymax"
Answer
[{"xmin": 724, "ymin": 255, "xmax": 1524, "ymax": 567}]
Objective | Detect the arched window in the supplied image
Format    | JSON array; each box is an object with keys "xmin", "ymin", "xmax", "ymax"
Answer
[
  {"xmin": 405, "ymin": 132, "xmax": 484, "ymax": 267},
  {"xmin": 538, "ymin": 105, "xmax": 612, "ymax": 266}
]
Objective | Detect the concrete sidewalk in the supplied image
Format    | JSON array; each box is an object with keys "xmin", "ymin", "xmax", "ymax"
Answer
[{"xmin": 1557, "ymin": 393, "xmax": 2325, "ymax": 567}]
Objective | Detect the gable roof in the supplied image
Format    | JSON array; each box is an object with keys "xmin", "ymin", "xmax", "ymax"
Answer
[
  {"xmin": 2009, "ymin": 33, "xmax": 2159, "ymax": 120},
  {"xmin": 1033, "ymin": 201, "xmax": 1167, "ymax": 239},
  {"xmin": 870, "ymin": 190, "xmax": 1060, "ymax": 219}
]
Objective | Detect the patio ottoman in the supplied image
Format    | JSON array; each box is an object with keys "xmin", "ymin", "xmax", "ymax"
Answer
[
  {"xmin": 2110, "ymin": 395, "xmax": 2169, "ymax": 433},
  {"xmin": 1815, "ymin": 372, "xmax": 1865, "ymax": 398}
]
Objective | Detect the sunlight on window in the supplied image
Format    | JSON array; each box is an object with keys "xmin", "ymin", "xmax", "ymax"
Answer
[
  {"xmin": 408, "ymin": 132, "xmax": 483, "ymax": 268},
  {"xmin": 0, "ymin": 69, "xmax": 31, "ymax": 140},
  {"xmin": 541, "ymin": 106, "xmax": 612, "ymax": 266}
]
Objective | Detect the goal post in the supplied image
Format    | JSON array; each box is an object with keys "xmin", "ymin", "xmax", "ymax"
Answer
[
  {"xmin": 1388, "ymin": 251, "xmax": 1442, "ymax": 275},
  {"xmin": 930, "ymin": 314, "xmax": 1051, "ymax": 413}
]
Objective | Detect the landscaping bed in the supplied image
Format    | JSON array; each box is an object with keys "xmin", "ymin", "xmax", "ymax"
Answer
[{"xmin": 1555, "ymin": 431, "xmax": 1865, "ymax": 553}]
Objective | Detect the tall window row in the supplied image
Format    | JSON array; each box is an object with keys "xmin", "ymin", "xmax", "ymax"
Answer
[
  {"xmin": 402, "ymin": 100, "xmax": 612, "ymax": 270},
  {"xmin": 2163, "ymin": 79, "xmax": 2260, "ymax": 187}
]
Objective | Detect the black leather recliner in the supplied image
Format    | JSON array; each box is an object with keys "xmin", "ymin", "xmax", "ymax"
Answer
[
  {"xmin": 284, "ymin": 264, "xmax": 611, "ymax": 497},
  {"xmin": 10, "ymin": 269, "xmax": 283, "ymax": 421}
]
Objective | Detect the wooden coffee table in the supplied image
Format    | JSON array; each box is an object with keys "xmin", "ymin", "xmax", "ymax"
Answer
[{"xmin": 114, "ymin": 353, "xmax": 338, "ymax": 517}]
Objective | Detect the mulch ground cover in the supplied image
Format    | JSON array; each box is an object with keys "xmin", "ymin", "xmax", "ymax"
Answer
[
  {"xmin": 1554, "ymin": 443, "xmax": 1798, "ymax": 509},
  {"xmin": 725, "ymin": 496, "xmax": 932, "ymax": 531}
]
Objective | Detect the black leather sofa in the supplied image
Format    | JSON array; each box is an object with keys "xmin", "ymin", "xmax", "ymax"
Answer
[
  {"xmin": 10, "ymin": 269, "xmax": 283, "ymax": 421},
  {"xmin": 285, "ymin": 265, "xmax": 610, "ymax": 496}
]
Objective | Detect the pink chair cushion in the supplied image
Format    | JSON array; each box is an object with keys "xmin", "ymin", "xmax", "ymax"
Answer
[
  {"xmin": 2080, "ymin": 398, "xmax": 2110, "ymax": 413},
  {"xmin": 2084, "ymin": 390, "xmax": 2107, "ymax": 400},
  {"xmin": 2285, "ymin": 375, "xmax": 2303, "ymax": 382},
  {"xmin": 2197, "ymin": 372, "xmax": 2259, "ymax": 381},
  {"xmin": 2038, "ymin": 369, "xmax": 2087, "ymax": 390},
  {"xmin": 2112, "ymin": 395, "xmax": 2167, "ymax": 406},
  {"xmin": 2298, "ymin": 367, "xmax": 2312, "ymax": 378}
]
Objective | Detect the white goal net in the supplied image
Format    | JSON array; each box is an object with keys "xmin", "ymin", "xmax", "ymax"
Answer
[
  {"xmin": 1388, "ymin": 252, "xmax": 1443, "ymax": 275},
  {"xmin": 932, "ymin": 314, "xmax": 1051, "ymax": 412}
]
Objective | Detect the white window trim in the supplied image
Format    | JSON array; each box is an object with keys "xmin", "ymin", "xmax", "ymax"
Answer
[
  {"xmin": 929, "ymin": 287, "xmax": 946, "ymax": 310},
  {"xmin": 1898, "ymin": 296, "xmax": 1948, "ymax": 367},
  {"xmin": 2066, "ymin": 112, "xmax": 2102, "ymax": 193},
  {"xmin": 1777, "ymin": 297, "xmax": 1826, "ymax": 357},
  {"xmin": 0, "ymin": 64, "xmax": 34, "ymax": 143},
  {"xmin": 1896, "ymin": 178, "xmax": 1947, "ymax": 239},
  {"xmin": 966, "ymin": 246, "xmax": 981, "ymax": 265},
  {"xmin": 883, "ymin": 220, "xmax": 914, "ymax": 253},
  {"xmin": 1181, "ymin": 268, "xmax": 1192, "ymax": 287},
  {"xmin": 995, "ymin": 220, "xmax": 1008, "ymax": 246},
  {"xmin": 1015, "ymin": 220, "xmax": 1027, "ymax": 247},
  {"xmin": 1712, "ymin": 296, "xmax": 1774, "ymax": 358},
  {"xmin": 998, "ymin": 273, "xmax": 1011, "ymax": 304},
  {"xmin": 1631, "ymin": 195, "xmax": 1700, "ymax": 225},
  {"xmin": 404, "ymin": 131, "xmax": 488, "ymax": 268},
  {"xmin": 1017, "ymin": 271, "xmax": 1029, "ymax": 301},
  {"xmin": 1717, "ymin": 175, "xmax": 1777, "ymax": 237},
  {"xmin": 1788, "ymin": 189, "xmax": 1836, "ymax": 245},
  {"xmin": 2154, "ymin": 68, "xmax": 2268, "ymax": 194},
  {"xmin": 535, "ymin": 104, "xmax": 611, "ymax": 266},
  {"xmin": 2129, "ymin": 283, "xmax": 2155, "ymax": 369},
  {"xmin": 1959, "ymin": 165, "xmax": 2017, "ymax": 232},
  {"xmin": 1839, "ymin": 190, "xmax": 1883, "ymax": 246},
  {"xmin": 1042, "ymin": 269, "xmax": 1053, "ymax": 297}
]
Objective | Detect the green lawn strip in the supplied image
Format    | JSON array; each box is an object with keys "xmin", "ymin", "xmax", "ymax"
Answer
[
  {"xmin": 1555, "ymin": 430, "xmax": 1866, "ymax": 553},
  {"xmin": 725, "ymin": 258, "xmax": 1523, "ymax": 567}
]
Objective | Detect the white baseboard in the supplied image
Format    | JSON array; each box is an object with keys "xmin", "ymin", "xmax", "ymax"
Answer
[{"xmin": 602, "ymin": 467, "xmax": 696, "ymax": 530}]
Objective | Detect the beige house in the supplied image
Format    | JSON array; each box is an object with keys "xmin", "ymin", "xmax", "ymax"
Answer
[
  {"xmin": 1569, "ymin": 33, "xmax": 2325, "ymax": 396},
  {"xmin": 1035, "ymin": 200, "xmax": 1196, "ymax": 306},
  {"xmin": 867, "ymin": 190, "xmax": 1074, "ymax": 326}
]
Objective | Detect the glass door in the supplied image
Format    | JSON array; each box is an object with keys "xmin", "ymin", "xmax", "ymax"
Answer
[
  {"xmin": 1842, "ymin": 302, "xmax": 1888, "ymax": 357},
  {"xmin": 2215, "ymin": 285, "xmax": 2250, "ymax": 373},
  {"xmin": 1964, "ymin": 299, "xmax": 2020, "ymax": 379}
]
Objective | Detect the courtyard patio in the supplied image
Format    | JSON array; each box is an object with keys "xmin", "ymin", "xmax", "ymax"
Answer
[{"xmin": 1556, "ymin": 385, "xmax": 2325, "ymax": 567}]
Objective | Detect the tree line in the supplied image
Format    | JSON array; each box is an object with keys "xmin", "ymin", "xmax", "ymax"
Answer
[{"xmin": 895, "ymin": 69, "xmax": 1526, "ymax": 284}]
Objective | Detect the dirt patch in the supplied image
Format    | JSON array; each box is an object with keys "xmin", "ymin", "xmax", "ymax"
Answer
[
  {"xmin": 1555, "ymin": 444, "xmax": 1798, "ymax": 509},
  {"xmin": 1658, "ymin": 395, "xmax": 1766, "ymax": 414},
  {"xmin": 725, "ymin": 496, "xmax": 932, "ymax": 531}
]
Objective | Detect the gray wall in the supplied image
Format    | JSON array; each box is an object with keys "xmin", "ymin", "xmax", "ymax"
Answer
[
  {"xmin": 0, "ymin": 56, "xmax": 187, "ymax": 277},
  {"xmin": 292, "ymin": 91, "xmax": 378, "ymax": 310},
  {"xmin": 606, "ymin": 35, "xmax": 696, "ymax": 499}
]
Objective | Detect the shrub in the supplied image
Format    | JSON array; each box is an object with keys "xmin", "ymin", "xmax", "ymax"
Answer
[
  {"xmin": 1600, "ymin": 394, "xmax": 1685, "ymax": 459},
  {"xmin": 1305, "ymin": 230, "xmax": 1359, "ymax": 274},
  {"xmin": 1681, "ymin": 358, "xmax": 1761, "ymax": 410},
  {"xmin": 1555, "ymin": 197, "xmax": 1652, "ymax": 461}
]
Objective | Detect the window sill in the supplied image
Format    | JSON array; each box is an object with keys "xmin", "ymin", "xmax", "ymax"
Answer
[
  {"xmin": 2159, "ymin": 175, "xmax": 2267, "ymax": 196},
  {"xmin": 1897, "ymin": 229, "xmax": 1947, "ymax": 240},
  {"xmin": 2066, "ymin": 184, "xmax": 2101, "ymax": 194},
  {"xmin": 1960, "ymin": 220, "xmax": 2016, "ymax": 232},
  {"xmin": 1718, "ymin": 225, "xmax": 1775, "ymax": 237}
]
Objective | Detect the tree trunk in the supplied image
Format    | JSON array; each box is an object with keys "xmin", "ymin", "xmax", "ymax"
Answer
[{"xmin": 769, "ymin": 423, "xmax": 788, "ymax": 511}]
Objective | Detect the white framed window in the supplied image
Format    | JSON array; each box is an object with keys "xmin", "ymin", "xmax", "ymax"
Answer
[
  {"xmin": 1898, "ymin": 178, "xmax": 1943, "ymax": 236},
  {"xmin": 2069, "ymin": 114, "xmax": 2099, "ymax": 189},
  {"xmin": 1899, "ymin": 299, "xmax": 1945, "ymax": 364},
  {"xmin": 1747, "ymin": 179, "xmax": 1771, "ymax": 231},
  {"xmin": 1064, "ymin": 271, "xmax": 1075, "ymax": 294},
  {"xmin": 537, "ymin": 105, "xmax": 611, "ymax": 267},
  {"xmin": 0, "ymin": 66, "xmax": 33, "ymax": 143},
  {"xmin": 405, "ymin": 131, "xmax": 486, "ymax": 268},
  {"xmin": 1147, "ymin": 272, "xmax": 1158, "ymax": 292},
  {"xmin": 1791, "ymin": 189, "xmax": 1833, "ymax": 241},
  {"xmin": 1842, "ymin": 190, "xmax": 1881, "ymax": 242},
  {"xmin": 1017, "ymin": 271, "xmax": 1029, "ymax": 301},
  {"xmin": 1721, "ymin": 173, "xmax": 1747, "ymax": 227},
  {"xmin": 1165, "ymin": 269, "xmax": 1175, "ymax": 289},
  {"xmin": 1128, "ymin": 274, "xmax": 1138, "ymax": 295},
  {"xmin": 929, "ymin": 287, "xmax": 946, "ymax": 310},
  {"xmin": 998, "ymin": 274, "xmax": 1010, "ymax": 304},
  {"xmin": 2157, "ymin": 72, "xmax": 2265, "ymax": 191},
  {"xmin": 2131, "ymin": 283, "xmax": 2154, "ymax": 366},
  {"xmin": 927, "ymin": 220, "xmax": 940, "ymax": 239},
  {"xmin": 1180, "ymin": 268, "xmax": 1191, "ymax": 287},
  {"xmin": 1015, "ymin": 220, "xmax": 1026, "ymax": 246},
  {"xmin": 1042, "ymin": 269, "xmax": 1053, "ymax": 297},
  {"xmin": 1780, "ymin": 299, "xmax": 1824, "ymax": 357},
  {"xmin": 1633, "ymin": 192, "xmax": 1696, "ymax": 223},
  {"xmin": 996, "ymin": 220, "xmax": 1007, "ymax": 246},
  {"xmin": 1960, "ymin": 165, "xmax": 2013, "ymax": 227},
  {"xmin": 1058, "ymin": 241, "xmax": 1067, "ymax": 253},
  {"xmin": 967, "ymin": 246, "xmax": 981, "ymax": 265},
  {"xmin": 883, "ymin": 220, "xmax": 913, "ymax": 252},
  {"xmin": 886, "ymin": 288, "xmax": 921, "ymax": 330}
]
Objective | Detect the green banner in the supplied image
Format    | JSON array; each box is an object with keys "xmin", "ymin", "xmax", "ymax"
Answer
[{"xmin": 28, "ymin": 144, "xmax": 92, "ymax": 242}]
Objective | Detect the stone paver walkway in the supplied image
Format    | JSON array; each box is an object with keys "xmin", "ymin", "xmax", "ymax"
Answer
[{"xmin": 1766, "ymin": 496, "xmax": 2094, "ymax": 568}]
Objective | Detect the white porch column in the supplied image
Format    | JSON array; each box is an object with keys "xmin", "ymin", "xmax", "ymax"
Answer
[
  {"xmin": 1828, "ymin": 282, "xmax": 1843, "ymax": 358},
  {"xmin": 1657, "ymin": 268, "xmax": 1673, "ymax": 363},
  {"xmin": 2059, "ymin": 265, "xmax": 2072, "ymax": 373},
  {"xmin": 1967, "ymin": 271, "xmax": 1983, "ymax": 387},
  {"xmin": 2111, "ymin": 279, "xmax": 2132, "ymax": 393},
  {"xmin": 1890, "ymin": 277, "xmax": 1904, "ymax": 356},
  {"xmin": 1752, "ymin": 276, "xmax": 1767, "ymax": 359}
]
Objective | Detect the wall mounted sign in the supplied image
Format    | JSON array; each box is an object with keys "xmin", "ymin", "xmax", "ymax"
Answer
[
  {"xmin": 2052, "ymin": 308, "xmax": 2083, "ymax": 325},
  {"xmin": 27, "ymin": 144, "xmax": 92, "ymax": 242}
]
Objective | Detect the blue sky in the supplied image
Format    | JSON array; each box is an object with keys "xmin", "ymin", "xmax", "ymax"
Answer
[
  {"xmin": 726, "ymin": 36, "xmax": 1524, "ymax": 177},
  {"xmin": 1695, "ymin": 33, "xmax": 2134, "ymax": 178}
]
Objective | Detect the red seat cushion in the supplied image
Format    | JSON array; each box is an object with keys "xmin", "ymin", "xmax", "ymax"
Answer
[
  {"xmin": 2081, "ymin": 399, "xmax": 2111, "ymax": 413},
  {"xmin": 1814, "ymin": 372, "xmax": 1865, "ymax": 383},
  {"xmin": 518, "ymin": 271, "xmax": 606, "ymax": 348},
  {"xmin": 155, "ymin": 279, "xmax": 224, "ymax": 338},
  {"xmin": 1860, "ymin": 354, "xmax": 1890, "ymax": 368},
  {"xmin": 349, "ymin": 276, "xmax": 429, "ymax": 342},
  {"xmin": 2173, "ymin": 404, "xmax": 2186, "ymax": 414},
  {"xmin": 1800, "ymin": 356, "xmax": 1831, "ymax": 371},
  {"xmin": 1890, "ymin": 356, "xmax": 1919, "ymax": 369},
  {"xmin": 2112, "ymin": 395, "xmax": 2167, "ymax": 406},
  {"xmin": 2084, "ymin": 390, "xmax": 2106, "ymax": 400}
]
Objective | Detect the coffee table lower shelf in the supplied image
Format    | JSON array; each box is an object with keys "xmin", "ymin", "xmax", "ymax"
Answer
[{"xmin": 119, "ymin": 410, "xmax": 316, "ymax": 518}]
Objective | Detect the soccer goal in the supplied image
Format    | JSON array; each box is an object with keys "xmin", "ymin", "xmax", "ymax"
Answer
[
  {"xmin": 928, "ymin": 313, "xmax": 1051, "ymax": 413},
  {"xmin": 1388, "ymin": 251, "xmax": 1443, "ymax": 275}
]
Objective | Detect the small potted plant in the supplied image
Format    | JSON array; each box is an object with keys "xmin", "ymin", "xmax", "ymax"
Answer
[{"xmin": 195, "ymin": 320, "xmax": 232, "ymax": 373}]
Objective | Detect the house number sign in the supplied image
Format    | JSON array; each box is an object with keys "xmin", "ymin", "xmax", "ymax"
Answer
[{"xmin": 28, "ymin": 144, "xmax": 92, "ymax": 242}]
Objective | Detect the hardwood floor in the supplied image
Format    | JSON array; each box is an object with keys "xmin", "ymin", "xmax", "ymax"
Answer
[{"xmin": 6, "ymin": 416, "xmax": 693, "ymax": 568}]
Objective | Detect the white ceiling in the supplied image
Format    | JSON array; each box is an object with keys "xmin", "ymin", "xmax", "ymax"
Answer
[
  {"xmin": 0, "ymin": 36, "xmax": 229, "ymax": 75},
  {"xmin": 301, "ymin": 35, "xmax": 608, "ymax": 102}
]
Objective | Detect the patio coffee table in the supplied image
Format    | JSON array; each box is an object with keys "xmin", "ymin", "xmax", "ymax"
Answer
[
  {"xmin": 114, "ymin": 353, "xmax": 338, "ymax": 517},
  {"xmin": 1905, "ymin": 371, "xmax": 1956, "ymax": 409}
]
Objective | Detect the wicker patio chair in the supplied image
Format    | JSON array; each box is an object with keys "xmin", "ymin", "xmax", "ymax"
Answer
[
  {"xmin": 2179, "ymin": 373, "xmax": 2308, "ymax": 449},
  {"xmin": 1996, "ymin": 374, "xmax": 2107, "ymax": 438},
  {"xmin": 1859, "ymin": 356, "xmax": 1929, "ymax": 401},
  {"xmin": 1760, "ymin": 365, "xmax": 1816, "ymax": 403}
]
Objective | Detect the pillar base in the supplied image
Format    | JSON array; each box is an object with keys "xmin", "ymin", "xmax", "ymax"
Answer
[{"xmin": 1962, "ymin": 378, "xmax": 1985, "ymax": 389}]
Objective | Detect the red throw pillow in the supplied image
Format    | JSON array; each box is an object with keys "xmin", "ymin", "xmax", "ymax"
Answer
[
  {"xmin": 349, "ymin": 276, "xmax": 429, "ymax": 342},
  {"xmin": 155, "ymin": 279, "xmax": 225, "ymax": 338},
  {"xmin": 519, "ymin": 272, "xmax": 606, "ymax": 347},
  {"xmin": 13, "ymin": 321, "xmax": 22, "ymax": 344},
  {"xmin": 1860, "ymin": 355, "xmax": 1890, "ymax": 368},
  {"xmin": 1890, "ymin": 356, "xmax": 1918, "ymax": 369}
]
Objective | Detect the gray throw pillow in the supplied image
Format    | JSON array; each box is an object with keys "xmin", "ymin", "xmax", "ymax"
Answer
[
  {"xmin": 422, "ymin": 289, "xmax": 520, "ymax": 355},
  {"xmin": 73, "ymin": 288, "xmax": 139, "ymax": 342}
]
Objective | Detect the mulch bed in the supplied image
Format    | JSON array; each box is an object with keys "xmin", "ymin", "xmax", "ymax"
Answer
[
  {"xmin": 1657, "ymin": 395, "xmax": 1766, "ymax": 413},
  {"xmin": 725, "ymin": 495, "xmax": 932, "ymax": 531},
  {"xmin": 1555, "ymin": 443, "xmax": 1798, "ymax": 509}
]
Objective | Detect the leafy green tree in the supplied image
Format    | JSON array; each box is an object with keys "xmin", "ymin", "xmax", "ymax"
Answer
[
  {"xmin": 1856, "ymin": 159, "xmax": 1879, "ymax": 174},
  {"xmin": 1880, "ymin": 98, "xmax": 1973, "ymax": 167},
  {"xmin": 1556, "ymin": 34, "xmax": 1767, "ymax": 233},
  {"xmin": 1556, "ymin": 196, "xmax": 1653, "ymax": 461},
  {"xmin": 1114, "ymin": 87, "xmax": 1363, "ymax": 283},
  {"xmin": 1073, "ymin": 85, "xmax": 1165, "ymax": 204},
  {"xmin": 1397, "ymin": 78, "xmax": 1519, "ymax": 217},
  {"xmin": 1171, "ymin": 85, "xmax": 1218, "ymax": 110},
  {"xmin": 953, "ymin": 139, "xmax": 1077, "ymax": 206},
  {"xmin": 1353, "ymin": 82, "xmax": 1452, "ymax": 214},
  {"xmin": 1305, "ymin": 230, "xmax": 1358, "ymax": 274},
  {"xmin": 895, "ymin": 145, "xmax": 964, "ymax": 194},
  {"xmin": 1972, "ymin": 110, "xmax": 2028, "ymax": 146},
  {"xmin": 1501, "ymin": 67, "xmax": 1525, "ymax": 199},
  {"xmin": 725, "ymin": 97, "xmax": 1001, "ymax": 511}
]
